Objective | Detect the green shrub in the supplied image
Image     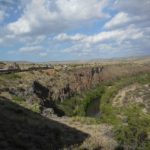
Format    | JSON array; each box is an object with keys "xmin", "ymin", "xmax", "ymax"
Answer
[
  {"xmin": 12, "ymin": 95, "xmax": 24, "ymax": 103},
  {"xmin": 58, "ymin": 85, "xmax": 105, "ymax": 117},
  {"xmin": 0, "ymin": 73, "xmax": 21, "ymax": 80},
  {"xmin": 12, "ymin": 95, "xmax": 40, "ymax": 113},
  {"xmin": 114, "ymin": 106, "xmax": 150, "ymax": 150},
  {"xmin": 58, "ymin": 72, "xmax": 150, "ymax": 119}
]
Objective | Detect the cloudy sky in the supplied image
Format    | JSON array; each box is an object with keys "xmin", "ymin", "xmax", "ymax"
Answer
[{"xmin": 0, "ymin": 0, "xmax": 150, "ymax": 61}]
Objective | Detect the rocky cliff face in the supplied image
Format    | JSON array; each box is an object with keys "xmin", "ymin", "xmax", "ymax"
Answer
[
  {"xmin": 31, "ymin": 64, "xmax": 149, "ymax": 103},
  {"xmin": 31, "ymin": 66, "xmax": 104, "ymax": 103},
  {"xmin": 25, "ymin": 66, "xmax": 105, "ymax": 115},
  {"xmin": 0, "ymin": 63, "xmax": 150, "ymax": 115}
]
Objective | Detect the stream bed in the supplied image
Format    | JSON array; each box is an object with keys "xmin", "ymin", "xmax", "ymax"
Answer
[{"xmin": 86, "ymin": 98, "xmax": 101, "ymax": 118}]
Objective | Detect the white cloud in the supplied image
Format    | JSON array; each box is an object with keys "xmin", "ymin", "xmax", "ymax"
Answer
[
  {"xmin": 19, "ymin": 45, "xmax": 42, "ymax": 53},
  {"xmin": 7, "ymin": 0, "xmax": 108, "ymax": 35},
  {"xmin": 115, "ymin": 0, "xmax": 150, "ymax": 16},
  {"xmin": 39, "ymin": 52, "xmax": 48, "ymax": 57},
  {"xmin": 62, "ymin": 43, "xmax": 92, "ymax": 57},
  {"xmin": 104, "ymin": 12, "xmax": 131, "ymax": 29},
  {"xmin": 0, "ymin": 32, "xmax": 46, "ymax": 47},
  {"xmin": 54, "ymin": 23, "xmax": 147, "ymax": 58},
  {"xmin": 56, "ymin": 0, "xmax": 107, "ymax": 20},
  {"xmin": 114, "ymin": 0, "xmax": 150, "ymax": 28},
  {"xmin": 55, "ymin": 25, "xmax": 143, "ymax": 44},
  {"xmin": 0, "ymin": 0, "xmax": 150, "ymax": 60},
  {"xmin": 55, "ymin": 33, "xmax": 86, "ymax": 41},
  {"xmin": 21, "ymin": 35, "xmax": 46, "ymax": 46},
  {"xmin": 8, "ymin": 19, "xmax": 31, "ymax": 34}
]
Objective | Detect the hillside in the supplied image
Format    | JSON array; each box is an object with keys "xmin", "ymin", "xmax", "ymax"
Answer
[{"xmin": 0, "ymin": 57, "xmax": 150, "ymax": 149}]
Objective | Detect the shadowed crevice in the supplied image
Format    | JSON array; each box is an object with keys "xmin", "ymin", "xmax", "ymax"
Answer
[{"xmin": 0, "ymin": 96, "xmax": 89, "ymax": 150}]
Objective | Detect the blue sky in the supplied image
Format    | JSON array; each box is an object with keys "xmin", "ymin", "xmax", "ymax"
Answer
[{"xmin": 0, "ymin": 0, "xmax": 150, "ymax": 61}]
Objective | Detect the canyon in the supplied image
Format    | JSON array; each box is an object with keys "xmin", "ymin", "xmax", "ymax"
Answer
[{"xmin": 0, "ymin": 57, "xmax": 150, "ymax": 149}]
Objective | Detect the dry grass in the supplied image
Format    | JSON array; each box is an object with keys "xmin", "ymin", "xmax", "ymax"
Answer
[
  {"xmin": 51, "ymin": 116, "xmax": 117, "ymax": 149},
  {"xmin": 113, "ymin": 83, "xmax": 150, "ymax": 112}
]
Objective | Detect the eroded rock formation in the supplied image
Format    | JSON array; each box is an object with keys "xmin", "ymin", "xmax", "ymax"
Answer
[{"xmin": 1, "ymin": 63, "xmax": 150, "ymax": 116}]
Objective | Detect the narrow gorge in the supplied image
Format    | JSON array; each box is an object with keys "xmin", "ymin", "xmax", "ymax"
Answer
[{"xmin": 0, "ymin": 60, "xmax": 150, "ymax": 150}]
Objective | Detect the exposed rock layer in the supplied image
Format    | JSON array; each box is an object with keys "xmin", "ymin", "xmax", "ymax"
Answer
[{"xmin": 0, "ymin": 63, "xmax": 150, "ymax": 114}]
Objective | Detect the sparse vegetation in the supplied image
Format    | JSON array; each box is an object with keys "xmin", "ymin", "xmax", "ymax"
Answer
[
  {"xmin": 0, "ymin": 97, "xmax": 88, "ymax": 150},
  {"xmin": 0, "ymin": 73, "xmax": 21, "ymax": 80},
  {"xmin": 57, "ymin": 85, "xmax": 105, "ymax": 116},
  {"xmin": 12, "ymin": 95, "xmax": 40, "ymax": 113},
  {"xmin": 114, "ymin": 106, "xmax": 150, "ymax": 150},
  {"xmin": 0, "ymin": 60, "xmax": 150, "ymax": 149},
  {"xmin": 58, "ymin": 72, "xmax": 150, "ymax": 149},
  {"xmin": 58, "ymin": 72, "xmax": 150, "ymax": 118},
  {"xmin": 12, "ymin": 95, "xmax": 24, "ymax": 103},
  {"xmin": 98, "ymin": 73, "xmax": 150, "ymax": 149}
]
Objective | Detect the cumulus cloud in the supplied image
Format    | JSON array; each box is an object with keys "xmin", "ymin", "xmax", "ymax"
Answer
[
  {"xmin": 115, "ymin": 0, "xmax": 150, "ymax": 16},
  {"xmin": 53, "ymin": 0, "xmax": 150, "ymax": 58},
  {"xmin": 55, "ymin": 33, "xmax": 86, "ymax": 42},
  {"xmin": 55, "ymin": 25, "xmax": 143, "ymax": 44},
  {"xmin": 19, "ymin": 45, "xmax": 43, "ymax": 53},
  {"xmin": 114, "ymin": 0, "xmax": 150, "ymax": 28},
  {"xmin": 104, "ymin": 12, "xmax": 131, "ymax": 29},
  {"xmin": 39, "ymin": 52, "xmax": 48, "ymax": 57},
  {"xmin": 54, "ymin": 23, "xmax": 147, "ymax": 58},
  {"xmin": 7, "ymin": 0, "xmax": 108, "ymax": 35},
  {"xmin": 56, "ymin": 0, "xmax": 107, "ymax": 20},
  {"xmin": 0, "ymin": 0, "xmax": 150, "ymax": 60}
]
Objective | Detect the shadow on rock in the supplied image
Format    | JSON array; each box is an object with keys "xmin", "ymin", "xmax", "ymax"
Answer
[
  {"xmin": 0, "ymin": 96, "xmax": 89, "ymax": 150},
  {"xmin": 33, "ymin": 81, "xmax": 65, "ymax": 117}
]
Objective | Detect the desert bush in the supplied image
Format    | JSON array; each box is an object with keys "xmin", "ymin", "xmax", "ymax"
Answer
[
  {"xmin": 12, "ymin": 95, "xmax": 24, "ymax": 103},
  {"xmin": 0, "ymin": 73, "xmax": 21, "ymax": 80},
  {"xmin": 58, "ymin": 85, "xmax": 105, "ymax": 116},
  {"xmin": 59, "ymin": 72, "xmax": 150, "ymax": 120},
  {"xmin": 114, "ymin": 106, "xmax": 150, "ymax": 150},
  {"xmin": 12, "ymin": 95, "xmax": 40, "ymax": 113}
]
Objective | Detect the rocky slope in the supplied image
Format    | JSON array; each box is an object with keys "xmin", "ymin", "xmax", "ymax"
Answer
[
  {"xmin": 0, "ymin": 59, "xmax": 150, "ymax": 149},
  {"xmin": 0, "ymin": 62, "xmax": 150, "ymax": 115},
  {"xmin": 0, "ymin": 96, "xmax": 88, "ymax": 150}
]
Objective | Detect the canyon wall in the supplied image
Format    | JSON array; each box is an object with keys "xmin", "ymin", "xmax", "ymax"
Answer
[{"xmin": 1, "ymin": 63, "xmax": 150, "ymax": 114}]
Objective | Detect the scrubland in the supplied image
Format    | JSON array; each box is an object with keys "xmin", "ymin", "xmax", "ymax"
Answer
[{"xmin": 0, "ymin": 58, "xmax": 150, "ymax": 150}]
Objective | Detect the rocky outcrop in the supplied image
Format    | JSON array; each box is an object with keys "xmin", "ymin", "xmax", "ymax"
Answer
[
  {"xmin": 0, "ymin": 96, "xmax": 89, "ymax": 150},
  {"xmin": 32, "ymin": 81, "xmax": 64, "ymax": 116},
  {"xmin": 21, "ymin": 67, "xmax": 104, "ymax": 116},
  {"xmin": 33, "ymin": 81, "xmax": 49, "ymax": 99},
  {"xmin": 58, "ymin": 83, "xmax": 74, "ymax": 102},
  {"xmin": 1, "ymin": 63, "xmax": 150, "ymax": 117},
  {"xmin": 29, "ymin": 65, "xmax": 149, "ymax": 105},
  {"xmin": 33, "ymin": 67, "xmax": 104, "ymax": 103}
]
